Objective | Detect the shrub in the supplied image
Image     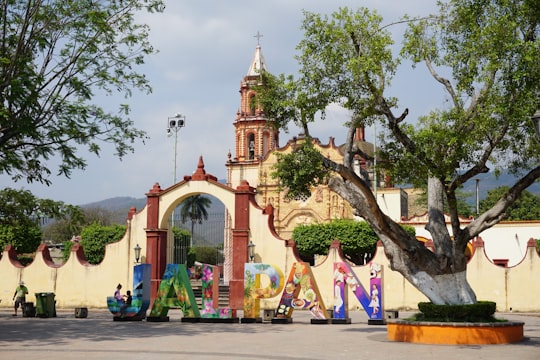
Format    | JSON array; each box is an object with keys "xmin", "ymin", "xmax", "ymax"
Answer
[
  {"xmin": 62, "ymin": 223, "xmax": 126, "ymax": 264},
  {"xmin": 416, "ymin": 301, "xmax": 498, "ymax": 322},
  {"xmin": 192, "ymin": 246, "xmax": 223, "ymax": 265}
]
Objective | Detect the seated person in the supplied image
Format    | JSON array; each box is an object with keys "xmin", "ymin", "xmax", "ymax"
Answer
[
  {"xmin": 120, "ymin": 290, "xmax": 132, "ymax": 317},
  {"xmin": 114, "ymin": 284, "xmax": 124, "ymax": 304}
]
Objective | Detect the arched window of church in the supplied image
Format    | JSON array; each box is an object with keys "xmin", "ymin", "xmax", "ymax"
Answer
[
  {"xmin": 248, "ymin": 133, "xmax": 255, "ymax": 160},
  {"xmin": 262, "ymin": 132, "xmax": 270, "ymax": 157},
  {"xmin": 248, "ymin": 94, "xmax": 256, "ymax": 115}
]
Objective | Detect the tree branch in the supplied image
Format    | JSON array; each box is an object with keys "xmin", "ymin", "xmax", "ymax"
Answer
[
  {"xmin": 424, "ymin": 56, "xmax": 460, "ymax": 108},
  {"xmin": 463, "ymin": 166, "xmax": 540, "ymax": 239}
]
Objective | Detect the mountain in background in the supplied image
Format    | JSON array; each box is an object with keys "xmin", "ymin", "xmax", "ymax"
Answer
[
  {"xmin": 81, "ymin": 172, "xmax": 539, "ymax": 223},
  {"xmin": 460, "ymin": 171, "xmax": 540, "ymax": 202}
]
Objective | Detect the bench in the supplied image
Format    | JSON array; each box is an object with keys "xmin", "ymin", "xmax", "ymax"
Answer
[{"xmin": 106, "ymin": 296, "xmax": 146, "ymax": 321}]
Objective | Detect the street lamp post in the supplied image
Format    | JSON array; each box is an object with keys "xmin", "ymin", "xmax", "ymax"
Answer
[
  {"xmin": 248, "ymin": 240, "xmax": 256, "ymax": 263},
  {"xmin": 167, "ymin": 113, "xmax": 186, "ymax": 231},
  {"xmin": 167, "ymin": 114, "xmax": 186, "ymax": 265},
  {"xmin": 167, "ymin": 113, "xmax": 186, "ymax": 184},
  {"xmin": 134, "ymin": 244, "xmax": 141, "ymax": 264}
]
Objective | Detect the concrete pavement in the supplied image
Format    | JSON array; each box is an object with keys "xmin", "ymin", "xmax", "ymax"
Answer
[{"xmin": 0, "ymin": 308, "xmax": 539, "ymax": 360}]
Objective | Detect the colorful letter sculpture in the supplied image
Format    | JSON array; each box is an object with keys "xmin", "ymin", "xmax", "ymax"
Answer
[
  {"xmin": 274, "ymin": 262, "xmax": 329, "ymax": 321},
  {"xmin": 199, "ymin": 264, "xmax": 234, "ymax": 320},
  {"xmin": 148, "ymin": 263, "xmax": 236, "ymax": 322},
  {"xmin": 109, "ymin": 260, "xmax": 382, "ymax": 324},
  {"xmin": 333, "ymin": 261, "xmax": 383, "ymax": 323},
  {"xmin": 106, "ymin": 263, "xmax": 151, "ymax": 321},
  {"xmin": 243, "ymin": 263, "xmax": 284, "ymax": 320},
  {"xmin": 148, "ymin": 263, "xmax": 200, "ymax": 321}
]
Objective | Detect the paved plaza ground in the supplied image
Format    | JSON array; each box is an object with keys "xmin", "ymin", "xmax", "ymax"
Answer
[{"xmin": 0, "ymin": 308, "xmax": 539, "ymax": 360}]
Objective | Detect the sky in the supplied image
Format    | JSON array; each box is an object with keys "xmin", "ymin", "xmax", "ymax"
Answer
[{"xmin": 2, "ymin": 0, "xmax": 442, "ymax": 206}]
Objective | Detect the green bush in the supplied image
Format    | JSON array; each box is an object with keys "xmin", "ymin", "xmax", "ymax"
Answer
[
  {"xmin": 191, "ymin": 246, "xmax": 223, "ymax": 265},
  {"xmin": 416, "ymin": 301, "xmax": 498, "ymax": 322},
  {"xmin": 17, "ymin": 255, "xmax": 34, "ymax": 266},
  {"xmin": 292, "ymin": 220, "xmax": 416, "ymax": 265},
  {"xmin": 62, "ymin": 223, "xmax": 126, "ymax": 264}
]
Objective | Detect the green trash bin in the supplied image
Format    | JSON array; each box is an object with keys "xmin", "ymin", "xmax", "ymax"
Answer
[{"xmin": 35, "ymin": 293, "xmax": 56, "ymax": 318}]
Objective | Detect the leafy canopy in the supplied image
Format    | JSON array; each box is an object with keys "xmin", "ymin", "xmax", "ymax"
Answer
[
  {"xmin": 63, "ymin": 222, "xmax": 126, "ymax": 264},
  {"xmin": 0, "ymin": 0, "xmax": 164, "ymax": 185},
  {"xmin": 180, "ymin": 195, "xmax": 212, "ymax": 224},
  {"xmin": 253, "ymin": 2, "xmax": 540, "ymax": 304},
  {"xmin": 0, "ymin": 188, "xmax": 83, "ymax": 253},
  {"xmin": 293, "ymin": 220, "xmax": 416, "ymax": 265},
  {"xmin": 479, "ymin": 186, "xmax": 540, "ymax": 220},
  {"xmin": 271, "ymin": 140, "xmax": 330, "ymax": 199}
]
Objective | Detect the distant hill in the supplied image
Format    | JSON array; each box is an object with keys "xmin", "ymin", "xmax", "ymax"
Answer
[
  {"xmin": 81, "ymin": 172, "xmax": 538, "ymax": 223},
  {"xmin": 81, "ymin": 194, "xmax": 226, "ymax": 246},
  {"xmin": 460, "ymin": 171, "xmax": 540, "ymax": 201}
]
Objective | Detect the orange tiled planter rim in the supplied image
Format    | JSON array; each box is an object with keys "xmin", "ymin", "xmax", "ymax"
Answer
[{"xmin": 387, "ymin": 320, "xmax": 524, "ymax": 344}]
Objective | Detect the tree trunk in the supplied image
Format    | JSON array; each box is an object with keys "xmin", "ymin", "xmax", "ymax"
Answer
[{"xmin": 328, "ymin": 174, "xmax": 477, "ymax": 305}]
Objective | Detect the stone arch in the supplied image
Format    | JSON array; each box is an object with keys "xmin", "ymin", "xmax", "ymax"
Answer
[{"xmin": 144, "ymin": 156, "xmax": 261, "ymax": 309}]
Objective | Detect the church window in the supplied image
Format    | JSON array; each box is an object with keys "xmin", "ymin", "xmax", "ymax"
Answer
[{"xmin": 248, "ymin": 133, "xmax": 255, "ymax": 160}]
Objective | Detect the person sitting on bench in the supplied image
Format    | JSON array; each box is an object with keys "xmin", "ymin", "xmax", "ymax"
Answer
[{"xmin": 120, "ymin": 290, "xmax": 132, "ymax": 317}]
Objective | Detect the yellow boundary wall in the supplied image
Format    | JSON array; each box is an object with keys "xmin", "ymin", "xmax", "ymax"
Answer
[{"xmin": 1, "ymin": 184, "xmax": 539, "ymax": 312}]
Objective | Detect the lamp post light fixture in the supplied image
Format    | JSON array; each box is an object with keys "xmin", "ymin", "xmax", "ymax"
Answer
[
  {"xmin": 532, "ymin": 109, "xmax": 540, "ymax": 142},
  {"xmin": 248, "ymin": 240, "xmax": 256, "ymax": 263},
  {"xmin": 167, "ymin": 113, "xmax": 186, "ymax": 229},
  {"xmin": 134, "ymin": 243, "xmax": 141, "ymax": 264},
  {"xmin": 167, "ymin": 113, "xmax": 186, "ymax": 184}
]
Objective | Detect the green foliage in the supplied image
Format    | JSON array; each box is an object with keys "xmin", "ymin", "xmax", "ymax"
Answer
[
  {"xmin": 187, "ymin": 247, "xmax": 196, "ymax": 268},
  {"xmin": 414, "ymin": 189, "xmax": 475, "ymax": 218},
  {"xmin": 293, "ymin": 219, "xmax": 382, "ymax": 264},
  {"xmin": 17, "ymin": 255, "xmax": 34, "ymax": 266},
  {"xmin": 0, "ymin": 224, "xmax": 41, "ymax": 254},
  {"xmin": 271, "ymin": 140, "xmax": 330, "ymax": 199},
  {"xmin": 0, "ymin": 0, "xmax": 164, "ymax": 185},
  {"xmin": 401, "ymin": 225, "xmax": 417, "ymax": 238},
  {"xmin": 180, "ymin": 195, "xmax": 212, "ymax": 224},
  {"xmin": 479, "ymin": 186, "xmax": 540, "ymax": 220},
  {"xmin": 256, "ymin": 3, "xmax": 539, "ymax": 299},
  {"xmin": 385, "ymin": 0, "xmax": 540, "ymax": 186},
  {"xmin": 42, "ymin": 206, "xmax": 117, "ymax": 244},
  {"xmin": 191, "ymin": 246, "xmax": 223, "ymax": 265},
  {"xmin": 172, "ymin": 227, "xmax": 191, "ymax": 242},
  {"xmin": 63, "ymin": 223, "xmax": 126, "ymax": 264},
  {"xmin": 0, "ymin": 188, "xmax": 83, "ymax": 254},
  {"xmin": 536, "ymin": 239, "xmax": 540, "ymax": 255},
  {"xmin": 416, "ymin": 301, "xmax": 498, "ymax": 323}
]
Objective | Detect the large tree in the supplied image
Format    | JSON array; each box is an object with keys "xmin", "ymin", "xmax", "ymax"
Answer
[
  {"xmin": 259, "ymin": 2, "xmax": 540, "ymax": 305},
  {"xmin": 0, "ymin": 0, "xmax": 164, "ymax": 185},
  {"xmin": 0, "ymin": 188, "xmax": 83, "ymax": 253}
]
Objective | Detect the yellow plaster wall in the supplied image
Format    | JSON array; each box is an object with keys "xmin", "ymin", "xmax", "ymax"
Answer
[{"xmin": 1, "ymin": 180, "xmax": 539, "ymax": 312}]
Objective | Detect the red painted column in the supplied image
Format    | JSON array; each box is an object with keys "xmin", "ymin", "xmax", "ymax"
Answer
[
  {"xmin": 145, "ymin": 183, "xmax": 167, "ymax": 303},
  {"xmin": 229, "ymin": 180, "xmax": 255, "ymax": 309}
]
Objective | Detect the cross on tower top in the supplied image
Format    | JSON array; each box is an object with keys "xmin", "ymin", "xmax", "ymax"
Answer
[{"xmin": 254, "ymin": 31, "xmax": 263, "ymax": 45}]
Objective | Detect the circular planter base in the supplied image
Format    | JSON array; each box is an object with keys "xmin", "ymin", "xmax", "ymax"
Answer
[{"xmin": 387, "ymin": 320, "xmax": 524, "ymax": 345}]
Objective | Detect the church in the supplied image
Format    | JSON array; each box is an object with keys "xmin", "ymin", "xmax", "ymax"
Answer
[{"xmin": 225, "ymin": 42, "xmax": 408, "ymax": 241}]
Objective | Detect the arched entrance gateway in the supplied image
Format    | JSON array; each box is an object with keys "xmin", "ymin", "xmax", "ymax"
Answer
[{"xmin": 144, "ymin": 156, "xmax": 287, "ymax": 310}]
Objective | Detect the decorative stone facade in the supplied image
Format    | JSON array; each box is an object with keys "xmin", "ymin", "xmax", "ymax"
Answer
[{"xmin": 226, "ymin": 45, "xmax": 405, "ymax": 240}]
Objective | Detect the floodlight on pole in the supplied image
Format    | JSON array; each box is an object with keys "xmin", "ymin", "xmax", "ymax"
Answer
[{"xmin": 167, "ymin": 113, "xmax": 186, "ymax": 184}]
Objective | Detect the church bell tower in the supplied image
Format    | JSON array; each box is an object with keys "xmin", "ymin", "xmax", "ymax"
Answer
[{"xmin": 227, "ymin": 34, "xmax": 279, "ymax": 187}]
